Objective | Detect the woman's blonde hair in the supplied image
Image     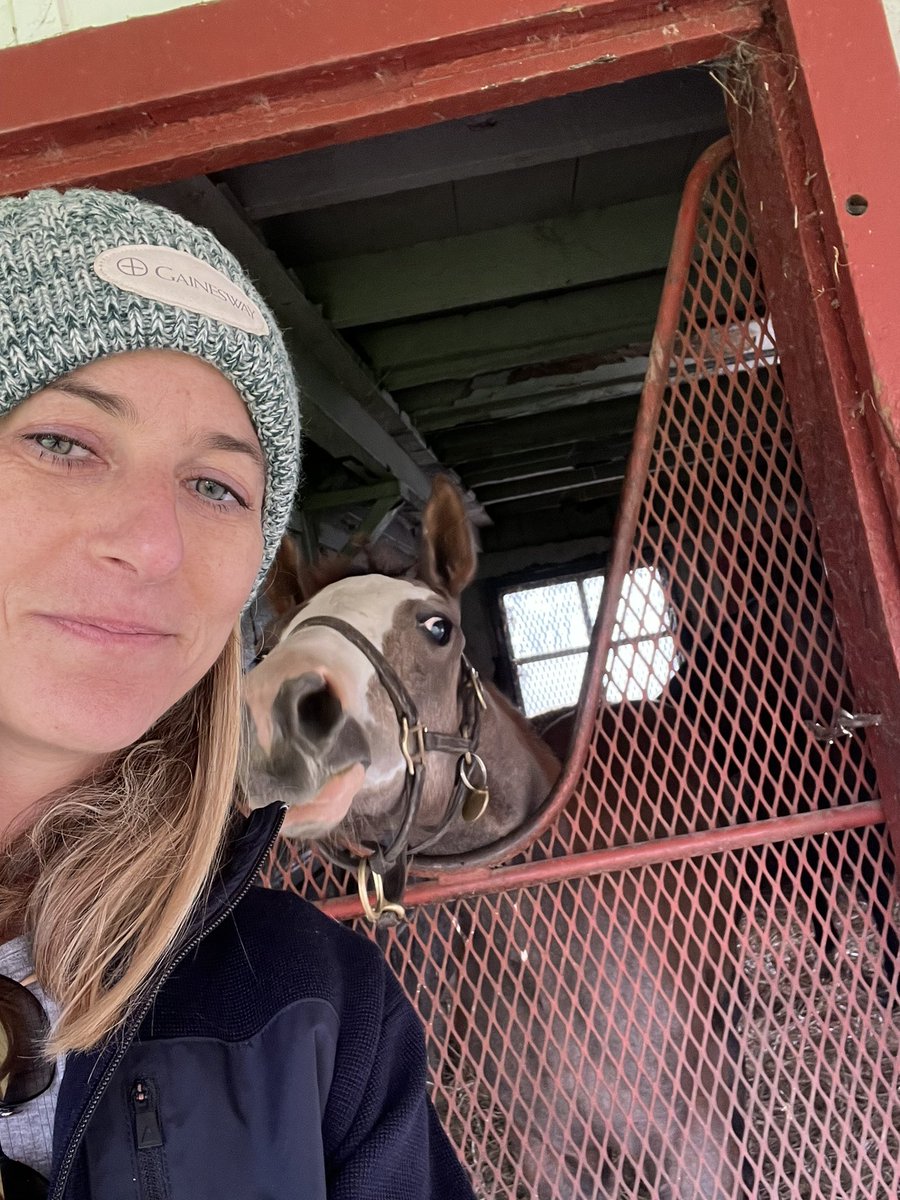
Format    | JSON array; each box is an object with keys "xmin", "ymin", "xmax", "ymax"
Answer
[{"xmin": 0, "ymin": 623, "xmax": 245, "ymax": 1055}]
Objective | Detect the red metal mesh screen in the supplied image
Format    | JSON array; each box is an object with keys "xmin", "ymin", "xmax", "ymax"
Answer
[{"xmin": 261, "ymin": 140, "xmax": 898, "ymax": 1196}]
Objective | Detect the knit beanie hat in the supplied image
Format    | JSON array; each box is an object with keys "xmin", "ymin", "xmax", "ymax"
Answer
[{"xmin": 0, "ymin": 187, "xmax": 300, "ymax": 600}]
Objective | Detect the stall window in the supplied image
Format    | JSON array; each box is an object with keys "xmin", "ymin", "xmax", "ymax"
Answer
[{"xmin": 500, "ymin": 567, "xmax": 680, "ymax": 717}]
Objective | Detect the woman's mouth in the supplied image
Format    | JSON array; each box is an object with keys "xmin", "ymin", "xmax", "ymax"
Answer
[{"xmin": 38, "ymin": 613, "xmax": 175, "ymax": 647}]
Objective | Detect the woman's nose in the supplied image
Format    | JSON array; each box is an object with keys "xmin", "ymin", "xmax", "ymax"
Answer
[{"xmin": 90, "ymin": 477, "xmax": 185, "ymax": 581}]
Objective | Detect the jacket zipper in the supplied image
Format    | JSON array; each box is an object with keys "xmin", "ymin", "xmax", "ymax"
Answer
[
  {"xmin": 50, "ymin": 807, "xmax": 286, "ymax": 1200},
  {"xmin": 131, "ymin": 1079, "xmax": 168, "ymax": 1200}
]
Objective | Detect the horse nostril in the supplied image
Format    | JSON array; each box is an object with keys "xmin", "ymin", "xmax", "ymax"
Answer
[
  {"xmin": 297, "ymin": 684, "xmax": 342, "ymax": 740},
  {"xmin": 274, "ymin": 672, "xmax": 344, "ymax": 744}
]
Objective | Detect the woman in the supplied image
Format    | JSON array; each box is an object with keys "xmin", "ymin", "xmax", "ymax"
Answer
[{"xmin": 0, "ymin": 188, "xmax": 476, "ymax": 1199}]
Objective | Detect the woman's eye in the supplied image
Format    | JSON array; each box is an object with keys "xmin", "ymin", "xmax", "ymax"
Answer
[
  {"xmin": 30, "ymin": 433, "xmax": 90, "ymax": 458},
  {"xmin": 193, "ymin": 478, "xmax": 247, "ymax": 508},
  {"xmin": 37, "ymin": 434, "xmax": 74, "ymax": 453},
  {"xmin": 420, "ymin": 615, "xmax": 453, "ymax": 646}
]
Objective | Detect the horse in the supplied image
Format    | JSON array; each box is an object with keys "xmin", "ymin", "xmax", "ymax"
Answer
[
  {"xmin": 243, "ymin": 475, "xmax": 560, "ymax": 880},
  {"xmin": 243, "ymin": 475, "xmax": 743, "ymax": 1199}
]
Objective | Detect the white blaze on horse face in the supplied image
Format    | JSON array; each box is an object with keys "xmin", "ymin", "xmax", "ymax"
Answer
[
  {"xmin": 276, "ymin": 575, "xmax": 441, "ymax": 783},
  {"xmin": 284, "ymin": 575, "xmax": 438, "ymax": 648}
]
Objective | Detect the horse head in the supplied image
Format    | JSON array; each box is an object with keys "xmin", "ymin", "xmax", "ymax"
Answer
[{"xmin": 243, "ymin": 476, "xmax": 560, "ymax": 875}]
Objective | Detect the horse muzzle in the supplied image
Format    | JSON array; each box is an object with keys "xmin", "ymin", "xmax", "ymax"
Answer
[{"xmin": 244, "ymin": 671, "xmax": 372, "ymax": 837}]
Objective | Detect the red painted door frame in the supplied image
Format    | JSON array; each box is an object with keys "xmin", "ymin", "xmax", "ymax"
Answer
[
  {"xmin": 766, "ymin": 1, "xmax": 900, "ymax": 595},
  {"xmin": 0, "ymin": 0, "xmax": 761, "ymax": 191},
  {"xmin": 769, "ymin": 0, "xmax": 899, "ymax": 467},
  {"xmin": 1, "ymin": 0, "xmax": 898, "ymax": 838},
  {"xmin": 728, "ymin": 0, "xmax": 900, "ymax": 853}
]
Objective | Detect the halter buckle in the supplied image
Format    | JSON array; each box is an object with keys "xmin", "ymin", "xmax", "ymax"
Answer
[
  {"xmin": 467, "ymin": 664, "xmax": 488, "ymax": 711},
  {"xmin": 357, "ymin": 858, "xmax": 407, "ymax": 925},
  {"xmin": 400, "ymin": 717, "xmax": 428, "ymax": 775}
]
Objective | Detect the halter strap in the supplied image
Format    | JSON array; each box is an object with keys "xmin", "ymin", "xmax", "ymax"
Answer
[{"xmin": 294, "ymin": 614, "xmax": 488, "ymax": 917}]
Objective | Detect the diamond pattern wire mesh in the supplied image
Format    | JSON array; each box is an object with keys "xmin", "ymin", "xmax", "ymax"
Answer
[
  {"xmin": 516, "ymin": 652, "xmax": 589, "ymax": 718},
  {"xmin": 260, "ymin": 143, "xmax": 899, "ymax": 1196}
]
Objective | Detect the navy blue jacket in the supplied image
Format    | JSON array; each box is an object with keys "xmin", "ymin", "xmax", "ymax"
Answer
[{"xmin": 47, "ymin": 804, "xmax": 476, "ymax": 1199}]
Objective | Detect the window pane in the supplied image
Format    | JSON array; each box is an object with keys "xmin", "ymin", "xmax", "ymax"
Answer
[
  {"xmin": 502, "ymin": 581, "xmax": 588, "ymax": 659},
  {"xmin": 503, "ymin": 567, "xmax": 681, "ymax": 715},
  {"xmin": 583, "ymin": 574, "xmax": 604, "ymax": 622},
  {"xmin": 605, "ymin": 636, "xmax": 679, "ymax": 703},
  {"xmin": 583, "ymin": 568, "xmax": 671, "ymax": 642},
  {"xmin": 613, "ymin": 567, "xmax": 671, "ymax": 641},
  {"xmin": 516, "ymin": 652, "xmax": 588, "ymax": 718}
]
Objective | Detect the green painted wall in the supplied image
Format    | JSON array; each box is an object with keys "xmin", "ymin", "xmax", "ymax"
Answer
[{"xmin": 0, "ymin": 0, "xmax": 214, "ymax": 47}]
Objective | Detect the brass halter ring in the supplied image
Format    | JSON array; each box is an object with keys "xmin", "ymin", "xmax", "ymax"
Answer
[
  {"xmin": 458, "ymin": 752, "xmax": 490, "ymax": 822},
  {"xmin": 459, "ymin": 751, "xmax": 487, "ymax": 790},
  {"xmin": 357, "ymin": 858, "xmax": 407, "ymax": 924}
]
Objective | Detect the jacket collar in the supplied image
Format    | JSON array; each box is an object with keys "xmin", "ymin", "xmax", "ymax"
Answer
[{"xmin": 185, "ymin": 801, "xmax": 286, "ymax": 941}]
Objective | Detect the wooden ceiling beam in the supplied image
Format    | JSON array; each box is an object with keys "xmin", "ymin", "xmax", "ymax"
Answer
[
  {"xmin": 362, "ymin": 279, "xmax": 660, "ymax": 391},
  {"xmin": 462, "ymin": 450, "xmax": 576, "ymax": 490},
  {"xmin": 482, "ymin": 499, "xmax": 620, "ymax": 552},
  {"xmin": 432, "ymin": 394, "xmax": 640, "ymax": 459},
  {"xmin": 300, "ymin": 193, "xmax": 680, "ymax": 327},
  {"xmin": 399, "ymin": 356, "xmax": 651, "ymax": 431},
  {"xmin": 458, "ymin": 436, "xmax": 636, "ymax": 486},
  {"xmin": 452, "ymin": 429, "xmax": 635, "ymax": 471},
  {"xmin": 478, "ymin": 466, "xmax": 626, "ymax": 505},
  {"xmin": 222, "ymin": 71, "xmax": 726, "ymax": 217},
  {"xmin": 476, "ymin": 535, "xmax": 612, "ymax": 580}
]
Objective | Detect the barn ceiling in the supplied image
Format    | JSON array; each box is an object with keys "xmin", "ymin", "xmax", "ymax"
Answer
[{"xmin": 142, "ymin": 67, "xmax": 727, "ymax": 571}]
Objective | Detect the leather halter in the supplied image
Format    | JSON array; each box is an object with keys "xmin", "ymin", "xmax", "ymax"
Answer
[{"xmin": 295, "ymin": 615, "xmax": 489, "ymax": 919}]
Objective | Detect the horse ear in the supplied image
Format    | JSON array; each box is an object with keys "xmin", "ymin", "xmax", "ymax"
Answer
[
  {"xmin": 419, "ymin": 475, "xmax": 477, "ymax": 598},
  {"xmin": 261, "ymin": 533, "xmax": 305, "ymax": 617}
]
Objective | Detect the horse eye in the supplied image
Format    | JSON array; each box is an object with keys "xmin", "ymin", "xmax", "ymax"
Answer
[{"xmin": 419, "ymin": 615, "xmax": 453, "ymax": 646}]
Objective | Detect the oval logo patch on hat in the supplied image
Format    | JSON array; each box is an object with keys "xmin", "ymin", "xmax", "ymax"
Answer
[{"xmin": 93, "ymin": 245, "xmax": 269, "ymax": 336}]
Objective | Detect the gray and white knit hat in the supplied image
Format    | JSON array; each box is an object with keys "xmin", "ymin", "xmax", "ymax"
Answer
[{"xmin": 0, "ymin": 187, "xmax": 300, "ymax": 600}]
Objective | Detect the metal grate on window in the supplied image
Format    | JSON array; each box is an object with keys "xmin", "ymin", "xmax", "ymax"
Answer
[{"xmin": 500, "ymin": 567, "xmax": 681, "ymax": 716}]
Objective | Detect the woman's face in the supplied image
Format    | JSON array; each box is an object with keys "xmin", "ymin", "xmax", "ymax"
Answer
[{"xmin": 0, "ymin": 349, "xmax": 265, "ymax": 770}]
